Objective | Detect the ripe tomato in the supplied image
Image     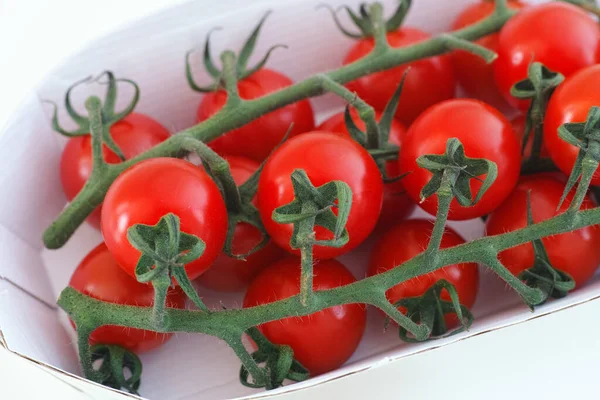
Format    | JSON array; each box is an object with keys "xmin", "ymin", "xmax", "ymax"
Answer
[
  {"xmin": 102, "ymin": 158, "xmax": 228, "ymax": 280},
  {"xmin": 243, "ymin": 257, "xmax": 366, "ymax": 375},
  {"xmin": 367, "ymin": 219, "xmax": 479, "ymax": 329},
  {"xmin": 257, "ymin": 132, "xmax": 383, "ymax": 259},
  {"xmin": 486, "ymin": 175, "xmax": 600, "ymax": 287},
  {"xmin": 398, "ymin": 99, "xmax": 521, "ymax": 220},
  {"xmin": 494, "ymin": 2, "xmax": 600, "ymax": 112},
  {"xmin": 196, "ymin": 156, "xmax": 285, "ymax": 292},
  {"xmin": 511, "ymin": 115, "xmax": 548, "ymax": 159},
  {"xmin": 544, "ymin": 65, "xmax": 600, "ymax": 185},
  {"xmin": 69, "ymin": 243, "xmax": 186, "ymax": 352},
  {"xmin": 317, "ymin": 109, "xmax": 415, "ymax": 224},
  {"xmin": 60, "ymin": 113, "xmax": 170, "ymax": 228},
  {"xmin": 451, "ymin": 0, "xmax": 525, "ymax": 110},
  {"xmin": 344, "ymin": 27, "xmax": 456, "ymax": 125},
  {"xmin": 196, "ymin": 68, "xmax": 315, "ymax": 162}
]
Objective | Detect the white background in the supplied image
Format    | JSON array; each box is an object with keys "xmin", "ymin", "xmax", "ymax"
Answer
[{"xmin": 1, "ymin": 0, "xmax": 600, "ymax": 399}]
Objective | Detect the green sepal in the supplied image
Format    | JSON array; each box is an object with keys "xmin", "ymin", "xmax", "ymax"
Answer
[{"xmin": 90, "ymin": 344, "xmax": 142, "ymax": 395}]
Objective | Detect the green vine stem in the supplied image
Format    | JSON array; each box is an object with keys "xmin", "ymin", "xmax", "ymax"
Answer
[
  {"xmin": 271, "ymin": 170, "xmax": 352, "ymax": 306},
  {"xmin": 59, "ymin": 202, "xmax": 600, "ymax": 360},
  {"xmin": 510, "ymin": 62, "xmax": 564, "ymax": 166},
  {"xmin": 560, "ymin": 0, "xmax": 600, "ymax": 17},
  {"xmin": 43, "ymin": 0, "xmax": 516, "ymax": 250}
]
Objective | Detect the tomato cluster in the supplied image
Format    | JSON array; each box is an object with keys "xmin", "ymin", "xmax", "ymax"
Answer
[{"xmin": 58, "ymin": 0, "xmax": 600, "ymax": 382}]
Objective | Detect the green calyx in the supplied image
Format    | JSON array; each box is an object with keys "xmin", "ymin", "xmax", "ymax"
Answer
[
  {"xmin": 90, "ymin": 344, "xmax": 142, "ymax": 395},
  {"xmin": 186, "ymin": 11, "xmax": 287, "ymax": 92},
  {"xmin": 239, "ymin": 328, "xmax": 309, "ymax": 389},
  {"xmin": 518, "ymin": 192, "xmax": 575, "ymax": 302},
  {"xmin": 127, "ymin": 213, "xmax": 210, "ymax": 323},
  {"xmin": 558, "ymin": 106, "xmax": 600, "ymax": 212},
  {"xmin": 43, "ymin": 71, "xmax": 141, "ymax": 161},
  {"xmin": 511, "ymin": 62, "xmax": 564, "ymax": 164},
  {"xmin": 320, "ymin": 0, "xmax": 411, "ymax": 39},
  {"xmin": 389, "ymin": 280, "xmax": 474, "ymax": 343}
]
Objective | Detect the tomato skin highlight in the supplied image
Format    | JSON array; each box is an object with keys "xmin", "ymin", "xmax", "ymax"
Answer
[
  {"xmin": 450, "ymin": 0, "xmax": 525, "ymax": 110},
  {"xmin": 196, "ymin": 68, "xmax": 315, "ymax": 162},
  {"xmin": 196, "ymin": 156, "xmax": 285, "ymax": 292},
  {"xmin": 486, "ymin": 175, "xmax": 600, "ymax": 287},
  {"xmin": 101, "ymin": 158, "xmax": 228, "ymax": 280},
  {"xmin": 317, "ymin": 109, "xmax": 415, "ymax": 225},
  {"xmin": 398, "ymin": 99, "xmax": 521, "ymax": 220},
  {"xmin": 343, "ymin": 27, "xmax": 456, "ymax": 125},
  {"xmin": 69, "ymin": 243, "xmax": 186, "ymax": 353},
  {"xmin": 367, "ymin": 219, "xmax": 479, "ymax": 329},
  {"xmin": 493, "ymin": 2, "xmax": 600, "ymax": 112},
  {"xmin": 60, "ymin": 113, "xmax": 170, "ymax": 228},
  {"xmin": 257, "ymin": 132, "xmax": 384, "ymax": 259},
  {"xmin": 243, "ymin": 257, "xmax": 366, "ymax": 375},
  {"xmin": 544, "ymin": 65, "xmax": 600, "ymax": 186}
]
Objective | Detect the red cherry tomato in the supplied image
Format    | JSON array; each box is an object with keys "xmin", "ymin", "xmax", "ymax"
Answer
[
  {"xmin": 398, "ymin": 99, "xmax": 521, "ymax": 220},
  {"xmin": 367, "ymin": 219, "xmax": 479, "ymax": 329},
  {"xmin": 196, "ymin": 68, "xmax": 315, "ymax": 162},
  {"xmin": 60, "ymin": 113, "xmax": 170, "ymax": 228},
  {"xmin": 494, "ymin": 2, "xmax": 600, "ymax": 112},
  {"xmin": 451, "ymin": 0, "xmax": 525, "ymax": 110},
  {"xmin": 344, "ymin": 27, "xmax": 456, "ymax": 125},
  {"xmin": 486, "ymin": 175, "xmax": 600, "ymax": 287},
  {"xmin": 317, "ymin": 109, "xmax": 415, "ymax": 224},
  {"xmin": 511, "ymin": 115, "xmax": 549, "ymax": 159},
  {"xmin": 69, "ymin": 243, "xmax": 186, "ymax": 352},
  {"xmin": 102, "ymin": 158, "xmax": 228, "ymax": 280},
  {"xmin": 243, "ymin": 257, "xmax": 366, "ymax": 375},
  {"xmin": 257, "ymin": 132, "xmax": 383, "ymax": 259},
  {"xmin": 544, "ymin": 65, "xmax": 600, "ymax": 186},
  {"xmin": 196, "ymin": 156, "xmax": 285, "ymax": 292}
]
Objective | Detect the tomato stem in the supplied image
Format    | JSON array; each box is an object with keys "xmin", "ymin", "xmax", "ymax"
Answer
[
  {"xmin": 439, "ymin": 34, "xmax": 498, "ymax": 63},
  {"xmin": 90, "ymin": 344, "xmax": 143, "ymax": 394},
  {"xmin": 369, "ymin": 3, "xmax": 390, "ymax": 52},
  {"xmin": 221, "ymin": 51, "xmax": 242, "ymax": 107}
]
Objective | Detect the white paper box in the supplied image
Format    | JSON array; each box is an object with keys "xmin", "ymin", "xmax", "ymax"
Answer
[{"xmin": 5, "ymin": 0, "xmax": 599, "ymax": 399}]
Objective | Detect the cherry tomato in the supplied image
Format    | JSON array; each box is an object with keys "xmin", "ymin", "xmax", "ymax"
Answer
[
  {"xmin": 102, "ymin": 158, "xmax": 228, "ymax": 280},
  {"xmin": 511, "ymin": 115, "xmax": 549, "ymax": 159},
  {"xmin": 317, "ymin": 109, "xmax": 415, "ymax": 224},
  {"xmin": 60, "ymin": 113, "xmax": 170, "ymax": 228},
  {"xmin": 196, "ymin": 68, "xmax": 315, "ymax": 162},
  {"xmin": 69, "ymin": 243, "xmax": 186, "ymax": 352},
  {"xmin": 494, "ymin": 2, "xmax": 600, "ymax": 112},
  {"xmin": 544, "ymin": 65, "xmax": 600, "ymax": 185},
  {"xmin": 243, "ymin": 257, "xmax": 366, "ymax": 375},
  {"xmin": 196, "ymin": 156, "xmax": 285, "ymax": 292},
  {"xmin": 367, "ymin": 219, "xmax": 479, "ymax": 329},
  {"xmin": 398, "ymin": 99, "xmax": 521, "ymax": 220},
  {"xmin": 344, "ymin": 28, "xmax": 456, "ymax": 125},
  {"xmin": 486, "ymin": 175, "xmax": 600, "ymax": 287},
  {"xmin": 257, "ymin": 132, "xmax": 383, "ymax": 259},
  {"xmin": 451, "ymin": 1, "xmax": 525, "ymax": 110}
]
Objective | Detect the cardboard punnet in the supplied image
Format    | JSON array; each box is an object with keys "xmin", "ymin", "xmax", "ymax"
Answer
[{"xmin": 3, "ymin": 0, "xmax": 598, "ymax": 399}]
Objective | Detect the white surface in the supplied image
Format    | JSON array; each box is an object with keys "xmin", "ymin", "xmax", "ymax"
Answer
[{"xmin": 1, "ymin": 0, "xmax": 598, "ymax": 399}]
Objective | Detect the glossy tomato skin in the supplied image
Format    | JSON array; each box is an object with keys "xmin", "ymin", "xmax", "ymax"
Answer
[
  {"xmin": 257, "ymin": 132, "xmax": 384, "ymax": 259},
  {"xmin": 451, "ymin": 1, "xmax": 525, "ymax": 110},
  {"xmin": 486, "ymin": 175, "xmax": 600, "ymax": 286},
  {"xmin": 196, "ymin": 68, "xmax": 315, "ymax": 162},
  {"xmin": 494, "ymin": 2, "xmax": 600, "ymax": 112},
  {"xmin": 317, "ymin": 109, "xmax": 415, "ymax": 224},
  {"xmin": 368, "ymin": 219, "xmax": 479, "ymax": 328},
  {"xmin": 196, "ymin": 156, "xmax": 285, "ymax": 292},
  {"xmin": 243, "ymin": 257, "xmax": 366, "ymax": 375},
  {"xmin": 60, "ymin": 113, "xmax": 170, "ymax": 228},
  {"xmin": 102, "ymin": 158, "xmax": 228, "ymax": 280},
  {"xmin": 398, "ymin": 99, "xmax": 521, "ymax": 220},
  {"xmin": 544, "ymin": 65, "xmax": 600, "ymax": 186},
  {"xmin": 69, "ymin": 243, "xmax": 186, "ymax": 352},
  {"xmin": 344, "ymin": 28, "xmax": 456, "ymax": 125}
]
